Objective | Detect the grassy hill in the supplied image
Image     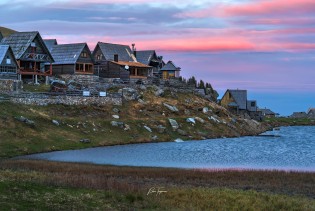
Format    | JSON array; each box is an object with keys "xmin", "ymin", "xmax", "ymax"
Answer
[{"xmin": 0, "ymin": 26, "xmax": 17, "ymax": 37}]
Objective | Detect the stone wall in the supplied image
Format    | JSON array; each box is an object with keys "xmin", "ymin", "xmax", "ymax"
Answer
[
  {"xmin": 11, "ymin": 96, "xmax": 122, "ymax": 106},
  {"xmin": 0, "ymin": 79, "xmax": 22, "ymax": 93}
]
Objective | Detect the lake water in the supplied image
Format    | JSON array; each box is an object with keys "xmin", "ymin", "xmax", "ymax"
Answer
[{"xmin": 21, "ymin": 126, "xmax": 315, "ymax": 171}]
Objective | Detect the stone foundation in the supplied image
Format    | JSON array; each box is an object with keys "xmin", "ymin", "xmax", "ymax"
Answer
[
  {"xmin": 11, "ymin": 96, "xmax": 122, "ymax": 106},
  {"xmin": 0, "ymin": 79, "xmax": 22, "ymax": 93}
]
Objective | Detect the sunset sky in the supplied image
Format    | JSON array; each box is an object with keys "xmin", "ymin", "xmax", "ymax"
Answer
[{"xmin": 1, "ymin": 0, "xmax": 314, "ymax": 115}]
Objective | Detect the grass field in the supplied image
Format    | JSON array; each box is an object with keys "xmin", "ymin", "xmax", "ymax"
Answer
[{"xmin": 0, "ymin": 160, "xmax": 314, "ymax": 210}]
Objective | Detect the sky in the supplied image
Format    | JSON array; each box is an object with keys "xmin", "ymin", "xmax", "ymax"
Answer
[{"xmin": 0, "ymin": 0, "xmax": 314, "ymax": 115}]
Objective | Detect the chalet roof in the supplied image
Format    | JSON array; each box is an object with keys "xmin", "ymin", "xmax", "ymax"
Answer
[
  {"xmin": 49, "ymin": 43, "xmax": 89, "ymax": 65},
  {"xmin": 96, "ymin": 42, "xmax": 136, "ymax": 62},
  {"xmin": 0, "ymin": 45, "xmax": 18, "ymax": 67},
  {"xmin": 44, "ymin": 39, "xmax": 58, "ymax": 51},
  {"xmin": 0, "ymin": 45, "xmax": 9, "ymax": 62},
  {"xmin": 0, "ymin": 31, "xmax": 54, "ymax": 62},
  {"xmin": 111, "ymin": 60, "xmax": 151, "ymax": 68},
  {"xmin": 228, "ymin": 89, "xmax": 247, "ymax": 110},
  {"xmin": 136, "ymin": 50, "xmax": 159, "ymax": 65},
  {"xmin": 160, "ymin": 61, "xmax": 181, "ymax": 71}
]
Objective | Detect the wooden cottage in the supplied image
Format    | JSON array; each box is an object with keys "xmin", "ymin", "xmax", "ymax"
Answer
[
  {"xmin": 220, "ymin": 89, "xmax": 261, "ymax": 120},
  {"xmin": 0, "ymin": 45, "xmax": 18, "ymax": 79},
  {"xmin": 93, "ymin": 42, "xmax": 151, "ymax": 80},
  {"xmin": 160, "ymin": 61, "xmax": 181, "ymax": 79},
  {"xmin": 46, "ymin": 43, "xmax": 94, "ymax": 75},
  {"xmin": 0, "ymin": 31, "xmax": 54, "ymax": 81},
  {"xmin": 258, "ymin": 108, "xmax": 278, "ymax": 118},
  {"xmin": 135, "ymin": 50, "xmax": 164, "ymax": 77}
]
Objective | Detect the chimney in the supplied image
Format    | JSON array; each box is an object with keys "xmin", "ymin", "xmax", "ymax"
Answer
[
  {"xmin": 114, "ymin": 54, "xmax": 118, "ymax": 62},
  {"xmin": 132, "ymin": 43, "xmax": 135, "ymax": 52}
]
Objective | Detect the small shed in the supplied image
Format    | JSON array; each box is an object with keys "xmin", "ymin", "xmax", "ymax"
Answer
[
  {"xmin": 160, "ymin": 61, "xmax": 181, "ymax": 79},
  {"xmin": 0, "ymin": 45, "xmax": 18, "ymax": 79},
  {"xmin": 46, "ymin": 43, "xmax": 94, "ymax": 75},
  {"xmin": 259, "ymin": 108, "xmax": 277, "ymax": 118}
]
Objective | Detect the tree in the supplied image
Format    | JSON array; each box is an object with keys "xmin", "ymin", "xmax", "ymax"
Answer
[{"xmin": 198, "ymin": 80, "xmax": 205, "ymax": 89}]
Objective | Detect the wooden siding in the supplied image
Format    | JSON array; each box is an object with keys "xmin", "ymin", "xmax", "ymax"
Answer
[
  {"xmin": 220, "ymin": 91, "xmax": 235, "ymax": 108},
  {"xmin": 50, "ymin": 64, "xmax": 75, "ymax": 75},
  {"xmin": 94, "ymin": 61, "xmax": 129, "ymax": 80}
]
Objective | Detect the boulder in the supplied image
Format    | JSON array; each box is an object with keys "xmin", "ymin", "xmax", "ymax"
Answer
[
  {"xmin": 186, "ymin": 118, "xmax": 196, "ymax": 124},
  {"xmin": 155, "ymin": 88, "xmax": 164, "ymax": 97},
  {"xmin": 124, "ymin": 124, "xmax": 131, "ymax": 131},
  {"xmin": 112, "ymin": 115, "xmax": 120, "ymax": 119},
  {"xmin": 112, "ymin": 108, "xmax": 120, "ymax": 113},
  {"xmin": 208, "ymin": 116, "xmax": 220, "ymax": 123},
  {"xmin": 15, "ymin": 116, "xmax": 35, "ymax": 126},
  {"xmin": 138, "ymin": 99, "xmax": 146, "ymax": 104},
  {"xmin": 168, "ymin": 118, "xmax": 179, "ymax": 130},
  {"xmin": 144, "ymin": 125, "xmax": 152, "ymax": 133},
  {"xmin": 195, "ymin": 117, "xmax": 205, "ymax": 124},
  {"xmin": 202, "ymin": 107, "xmax": 209, "ymax": 114},
  {"xmin": 122, "ymin": 88, "xmax": 139, "ymax": 101},
  {"xmin": 163, "ymin": 103, "xmax": 179, "ymax": 112},
  {"xmin": 151, "ymin": 135, "xmax": 158, "ymax": 141},
  {"xmin": 111, "ymin": 121, "xmax": 124, "ymax": 128},
  {"xmin": 174, "ymin": 138, "xmax": 184, "ymax": 143},
  {"xmin": 177, "ymin": 129, "xmax": 187, "ymax": 136},
  {"xmin": 52, "ymin": 120, "xmax": 60, "ymax": 126},
  {"xmin": 139, "ymin": 85, "xmax": 147, "ymax": 90},
  {"xmin": 80, "ymin": 139, "xmax": 91, "ymax": 143},
  {"xmin": 157, "ymin": 125, "xmax": 166, "ymax": 134}
]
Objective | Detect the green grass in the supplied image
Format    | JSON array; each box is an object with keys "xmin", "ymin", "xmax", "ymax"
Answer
[
  {"xmin": 264, "ymin": 117, "xmax": 315, "ymax": 126},
  {"xmin": 22, "ymin": 84, "xmax": 51, "ymax": 92}
]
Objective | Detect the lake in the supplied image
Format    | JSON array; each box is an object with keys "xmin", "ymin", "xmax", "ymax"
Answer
[{"xmin": 20, "ymin": 126, "xmax": 315, "ymax": 171}]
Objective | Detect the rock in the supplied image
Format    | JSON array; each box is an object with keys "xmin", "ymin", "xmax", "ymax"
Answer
[
  {"xmin": 112, "ymin": 115, "xmax": 120, "ymax": 119},
  {"xmin": 202, "ymin": 107, "xmax": 209, "ymax": 114},
  {"xmin": 15, "ymin": 116, "xmax": 35, "ymax": 126},
  {"xmin": 168, "ymin": 118, "xmax": 179, "ymax": 130},
  {"xmin": 139, "ymin": 85, "xmax": 147, "ymax": 90},
  {"xmin": 144, "ymin": 125, "xmax": 152, "ymax": 133},
  {"xmin": 124, "ymin": 124, "xmax": 131, "ymax": 131},
  {"xmin": 151, "ymin": 135, "xmax": 158, "ymax": 141},
  {"xmin": 197, "ymin": 131, "xmax": 207, "ymax": 136},
  {"xmin": 112, "ymin": 108, "xmax": 120, "ymax": 113},
  {"xmin": 195, "ymin": 117, "xmax": 205, "ymax": 124},
  {"xmin": 111, "ymin": 121, "xmax": 124, "ymax": 128},
  {"xmin": 174, "ymin": 138, "xmax": 184, "ymax": 143},
  {"xmin": 163, "ymin": 103, "xmax": 179, "ymax": 112},
  {"xmin": 155, "ymin": 88, "xmax": 164, "ymax": 97},
  {"xmin": 208, "ymin": 116, "xmax": 220, "ymax": 123},
  {"xmin": 80, "ymin": 139, "xmax": 91, "ymax": 143},
  {"xmin": 157, "ymin": 125, "xmax": 166, "ymax": 133},
  {"xmin": 177, "ymin": 129, "xmax": 187, "ymax": 136},
  {"xmin": 138, "ymin": 99, "xmax": 146, "ymax": 104},
  {"xmin": 186, "ymin": 118, "xmax": 196, "ymax": 124},
  {"xmin": 52, "ymin": 120, "xmax": 60, "ymax": 126},
  {"xmin": 122, "ymin": 88, "xmax": 139, "ymax": 101}
]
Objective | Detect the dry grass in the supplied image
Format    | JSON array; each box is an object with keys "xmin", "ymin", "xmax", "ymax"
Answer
[{"xmin": 1, "ymin": 160, "xmax": 314, "ymax": 198}]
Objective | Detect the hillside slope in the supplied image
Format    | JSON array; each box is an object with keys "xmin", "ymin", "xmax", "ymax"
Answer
[
  {"xmin": 0, "ymin": 26, "xmax": 17, "ymax": 37},
  {"xmin": 0, "ymin": 85, "xmax": 270, "ymax": 158}
]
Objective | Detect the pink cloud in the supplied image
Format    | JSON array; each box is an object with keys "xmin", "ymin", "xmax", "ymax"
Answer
[{"xmin": 222, "ymin": 0, "xmax": 315, "ymax": 16}]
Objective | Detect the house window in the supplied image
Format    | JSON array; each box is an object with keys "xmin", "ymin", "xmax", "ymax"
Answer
[
  {"xmin": 6, "ymin": 59, "xmax": 11, "ymax": 64},
  {"xmin": 81, "ymin": 52, "xmax": 87, "ymax": 58},
  {"xmin": 251, "ymin": 102, "xmax": 256, "ymax": 107},
  {"xmin": 76, "ymin": 63, "xmax": 84, "ymax": 72},
  {"xmin": 97, "ymin": 54, "xmax": 102, "ymax": 60}
]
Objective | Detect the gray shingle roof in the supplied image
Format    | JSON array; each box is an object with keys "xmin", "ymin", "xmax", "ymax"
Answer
[
  {"xmin": 259, "ymin": 108, "xmax": 276, "ymax": 115},
  {"xmin": 50, "ymin": 43, "xmax": 88, "ymax": 65},
  {"xmin": 136, "ymin": 50, "xmax": 156, "ymax": 65},
  {"xmin": 160, "ymin": 61, "xmax": 181, "ymax": 71},
  {"xmin": 1, "ymin": 31, "xmax": 54, "ymax": 62},
  {"xmin": 44, "ymin": 39, "xmax": 58, "ymax": 52},
  {"xmin": 0, "ymin": 45, "xmax": 9, "ymax": 63},
  {"xmin": 0, "ymin": 45, "xmax": 17, "ymax": 66},
  {"xmin": 228, "ymin": 89, "xmax": 247, "ymax": 110},
  {"xmin": 97, "ymin": 42, "xmax": 135, "ymax": 62}
]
